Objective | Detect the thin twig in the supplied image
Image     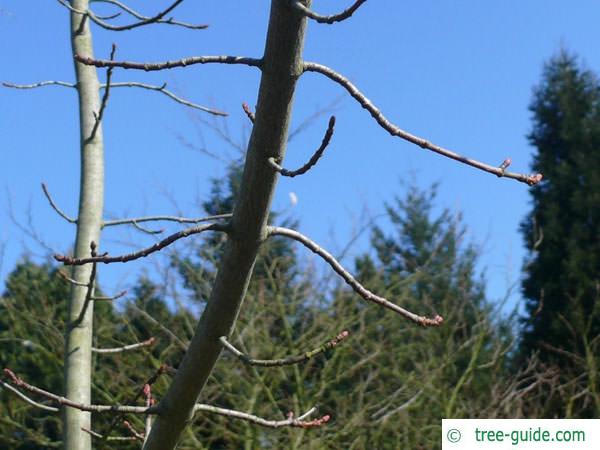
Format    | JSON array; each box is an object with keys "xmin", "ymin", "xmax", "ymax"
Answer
[
  {"xmin": 268, "ymin": 116, "xmax": 335, "ymax": 177},
  {"xmin": 75, "ymin": 54, "xmax": 262, "ymax": 72},
  {"xmin": 91, "ymin": 290, "xmax": 127, "ymax": 301},
  {"xmin": 82, "ymin": 428, "xmax": 138, "ymax": 441},
  {"xmin": 242, "ymin": 102, "xmax": 255, "ymax": 123},
  {"xmin": 291, "ymin": 0, "xmax": 367, "ymax": 24},
  {"xmin": 220, "ymin": 330, "xmax": 349, "ymax": 367},
  {"xmin": 57, "ymin": 269, "xmax": 88, "ymax": 287},
  {"xmin": 122, "ymin": 420, "xmax": 145, "ymax": 440},
  {"xmin": 88, "ymin": 43, "xmax": 116, "ymax": 142},
  {"xmin": 54, "ymin": 222, "xmax": 229, "ymax": 265},
  {"xmin": 3, "ymin": 80, "xmax": 76, "ymax": 89},
  {"xmin": 41, "ymin": 183, "xmax": 77, "ymax": 224},
  {"xmin": 0, "ymin": 380, "xmax": 59, "ymax": 412},
  {"xmin": 56, "ymin": 0, "xmax": 207, "ymax": 32},
  {"xmin": 92, "ymin": 337, "xmax": 155, "ymax": 354},
  {"xmin": 268, "ymin": 226, "xmax": 443, "ymax": 327},
  {"xmin": 103, "ymin": 213, "xmax": 232, "ymax": 227},
  {"xmin": 92, "ymin": 0, "xmax": 208, "ymax": 30},
  {"xmin": 130, "ymin": 305, "xmax": 188, "ymax": 350},
  {"xmin": 303, "ymin": 62, "xmax": 543, "ymax": 185},
  {"xmin": 4, "ymin": 369, "xmax": 330, "ymax": 429}
]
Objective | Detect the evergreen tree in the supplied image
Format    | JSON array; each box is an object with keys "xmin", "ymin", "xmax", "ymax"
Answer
[{"xmin": 520, "ymin": 51, "xmax": 600, "ymax": 415}]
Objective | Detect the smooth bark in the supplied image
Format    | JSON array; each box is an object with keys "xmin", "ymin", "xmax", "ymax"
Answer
[
  {"xmin": 64, "ymin": 3, "xmax": 105, "ymax": 449},
  {"xmin": 142, "ymin": 1, "xmax": 311, "ymax": 448}
]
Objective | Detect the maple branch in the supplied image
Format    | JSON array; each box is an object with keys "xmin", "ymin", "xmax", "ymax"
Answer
[
  {"xmin": 303, "ymin": 61, "xmax": 543, "ymax": 185},
  {"xmin": 268, "ymin": 226, "xmax": 444, "ymax": 327},
  {"xmin": 54, "ymin": 222, "xmax": 229, "ymax": 265},
  {"xmin": 268, "ymin": 115, "xmax": 335, "ymax": 177},
  {"xmin": 291, "ymin": 0, "xmax": 367, "ymax": 24},
  {"xmin": 75, "ymin": 54, "xmax": 262, "ymax": 72},
  {"xmin": 92, "ymin": 337, "xmax": 156, "ymax": 354},
  {"xmin": 220, "ymin": 330, "xmax": 349, "ymax": 367}
]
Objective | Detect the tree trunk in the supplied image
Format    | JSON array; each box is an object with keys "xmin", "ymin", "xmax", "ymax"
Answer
[
  {"xmin": 142, "ymin": 1, "xmax": 311, "ymax": 448},
  {"xmin": 64, "ymin": 3, "xmax": 105, "ymax": 449}
]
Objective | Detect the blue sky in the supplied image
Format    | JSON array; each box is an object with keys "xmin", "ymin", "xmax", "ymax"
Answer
[{"xmin": 2, "ymin": 1, "xmax": 600, "ymax": 313}]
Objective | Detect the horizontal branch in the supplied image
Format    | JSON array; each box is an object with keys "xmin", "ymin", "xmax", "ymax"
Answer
[
  {"xmin": 91, "ymin": 290, "xmax": 128, "ymax": 301},
  {"xmin": 3, "ymin": 80, "xmax": 76, "ymax": 89},
  {"xmin": 82, "ymin": 428, "xmax": 138, "ymax": 442},
  {"xmin": 55, "ymin": 222, "xmax": 229, "ymax": 265},
  {"xmin": 303, "ymin": 62, "xmax": 543, "ymax": 185},
  {"xmin": 57, "ymin": 270, "xmax": 88, "ymax": 287},
  {"xmin": 103, "ymin": 213, "xmax": 232, "ymax": 227},
  {"xmin": 4, "ymin": 369, "xmax": 329, "ymax": 428},
  {"xmin": 75, "ymin": 54, "xmax": 262, "ymax": 72},
  {"xmin": 291, "ymin": 0, "xmax": 367, "ymax": 24},
  {"xmin": 268, "ymin": 115, "xmax": 335, "ymax": 177},
  {"xmin": 92, "ymin": 0, "xmax": 208, "ymax": 30},
  {"xmin": 92, "ymin": 337, "xmax": 155, "ymax": 354},
  {"xmin": 56, "ymin": 0, "xmax": 207, "ymax": 32},
  {"xmin": 42, "ymin": 182, "xmax": 77, "ymax": 224},
  {"xmin": 220, "ymin": 330, "xmax": 349, "ymax": 367},
  {"xmin": 1, "ymin": 380, "xmax": 59, "ymax": 412},
  {"xmin": 268, "ymin": 226, "xmax": 443, "ymax": 327}
]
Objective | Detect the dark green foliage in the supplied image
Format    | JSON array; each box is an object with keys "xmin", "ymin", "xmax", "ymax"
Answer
[{"xmin": 519, "ymin": 51, "xmax": 600, "ymax": 416}]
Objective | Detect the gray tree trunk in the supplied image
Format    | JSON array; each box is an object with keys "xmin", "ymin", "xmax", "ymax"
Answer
[
  {"xmin": 64, "ymin": 2, "xmax": 105, "ymax": 449},
  {"xmin": 142, "ymin": 1, "xmax": 311, "ymax": 448}
]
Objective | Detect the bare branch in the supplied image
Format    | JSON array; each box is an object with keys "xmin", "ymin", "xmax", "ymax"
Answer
[
  {"xmin": 82, "ymin": 428, "xmax": 138, "ymax": 441},
  {"xmin": 268, "ymin": 226, "xmax": 443, "ymax": 327},
  {"xmin": 107, "ymin": 81, "xmax": 227, "ymax": 116},
  {"xmin": 192, "ymin": 404, "xmax": 330, "ymax": 429},
  {"xmin": 4, "ymin": 369, "xmax": 330, "ymax": 429},
  {"xmin": 92, "ymin": 337, "xmax": 155, "ymax": 354},
  {"xmin": 0, "ymin": 380, "xmax": 59, "ymax": 412},
  {"xmin": 3, "ymin": 80, "xmax": 76, "ymax": 89},
  {"xmin": 91, "ymin": 290, "xmax": 127, "ymax": 301},
  {"xmin": 303, "ymin": 62, "xmax": 543, "ymax": 185},
  {"xmin": 130, "ymin": 305, "xmax": 188, "ymax": 350},
  {"xmin": 54, "ymin": 222, "xmax": 229, "ymax": 265},
  {"xmin": 268, "ymin": 115, "xmax": 335, "ymax": 177},
  {"xmin": 103, "ymin": 213, "xmax": 232, "ymax": 227},
  {"xmin": 57, "ymin": 269, "xmax": 88, "ymax": 287},
  {"xmin": 74, "ymin": 54, "xmax": 262, "ymax": 72},
  {"xmin": 3, "ymin": 368, "xmax": 155, "ymax": 414},
  {"xmin": 291, "ymin": 0, "xmax": 367, "ymax": 24},
  {"xmin": 88, "ymin": 43, "xmax": 116, "ymax": 142},
  {"xmin": 92, "ymin": 0, "xmax": 208, "ymax": 30},
  {"xmin": 122, "ymin": 420, "xmax": 145, "ymax": 440},
  {"xmin": 41, "ymin": 182, "xmax": 77, "ymax": 224},
  {"xmin": 56, "ymin": 0, "xmax": 207, "ymax": 32},
  {"xmin": 242, "ymin": 102, "xmax": 255, "ymax": 123},
  {"xmin": 220, "ymin": 330, "xmax": 349, "ymax": 367}
]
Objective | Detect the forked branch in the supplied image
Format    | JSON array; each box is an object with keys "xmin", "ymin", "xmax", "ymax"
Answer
[
  {"xmin": 54, "ymin": 222, "xmax": 229, "ymax": 265},
  {"xmin": 268, "ymin": 226, "xmax": 443, "ymax": 327},
  {"xmin": 291, "ymin": 0, "xmax": 368, "ymax": 24},
  {"xmin": 268, "ymin": 116, "xmax": 335, "ymax": 177},
  {"xmin": 56, "ymin": 0, "xmax": 207, "ymax": 32},
  {"xmin": 220, "ymin": 330, "xmax": 349, "ymax": 367},
  {"xmin": 303, "ymin": 62, "xmax": 543, "ymax": 185},
  {"xmin": 3, "ymin": 369, "xmax": 330, "ymax": 429}
]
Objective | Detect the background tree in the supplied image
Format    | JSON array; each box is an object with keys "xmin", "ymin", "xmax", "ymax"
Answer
[{"xmin": 520, "ymin": 51, "xmax": 600, "ymax": 416}]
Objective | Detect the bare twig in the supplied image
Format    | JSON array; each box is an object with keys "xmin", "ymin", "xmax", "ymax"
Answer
[
  {"xmin": 92, "ymin": 0, "xmax": 208, "ymax": 30},
  {"xmin": 88, "ymin": 43, "xmax": 116, "ymax": 142},
  {"xmin": 57, "ymin": 269, "xmax": 88, "ymax": 287},
  {"xmin": 220, "ymin": 330, "xmax": 349, "ymax": 367},
  {"xmin": 56, "ymin": 0, "xmax": 207, "ymax": 32},
  {"xmin": 91, "ymin": 290, "xmax": 127, "ymax": 301},
  {"xmin": 268, "ymin": 226, "xmax": 444, "ymax": 327},
  {"xmin": 92, "ymin": 337, "xmax": 156, "ymax": 354},
  {"xmin": 291, "ymin": 0, "xmax": 367, "ymax": 24},
  {"xmin": 82, "ymin": 428, "xmax": 138, "ymax": 441},
  {"xmin": 268, "ymin": 115, "xmax": 335, "ymax": 177},
  {"xmin": 75, "ymin": 54, "xmax": 262, "ymax": 72},
  {"xmin": 103, "ymin": 213, "xmax": 231, "ymax": 227},
  {"xmin": 122, "ymin": 420, "xmax": 145, "ymax": 440},
  {"xmin": 4, "ymin": 369, "xmax": 330, "ymax": 429},
  {"xmin": 54, "ymin": 222, "xmax": 229, "ymax": 265},
  {"xmin": 242, "ymin": 102, "xmax": 255, "ymax": 123},
  {"xmin": 41, "ymin": 182, "xmax": 77, "ymax": 224},
  {"xmin": 303, "ymin": 62, "xmax": 543, "ymax": 185},
  {"xmin": 3, "ymin": 80, "xmax": 76, "ymax": 89},
  {"xmin": 0, "ymin": 380, "xmax": 59, "ymax": 412},
  {"xmin": 130, "ymin": 304, "xmax": 188, "ymax": 350}
]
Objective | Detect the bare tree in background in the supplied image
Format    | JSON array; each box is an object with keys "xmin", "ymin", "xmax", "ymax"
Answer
[{"xmin": 3, "ymin": 1, "xmax": 542, "ymax": 449}]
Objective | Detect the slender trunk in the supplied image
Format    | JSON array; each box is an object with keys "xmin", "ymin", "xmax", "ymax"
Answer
[
  {"xmin": 64, "ymin": 3, "xmax": 105, "ymax": 449},
  {"xmin": 143, "ymin": 2, "xmax": 311, "ymax": 448}
]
